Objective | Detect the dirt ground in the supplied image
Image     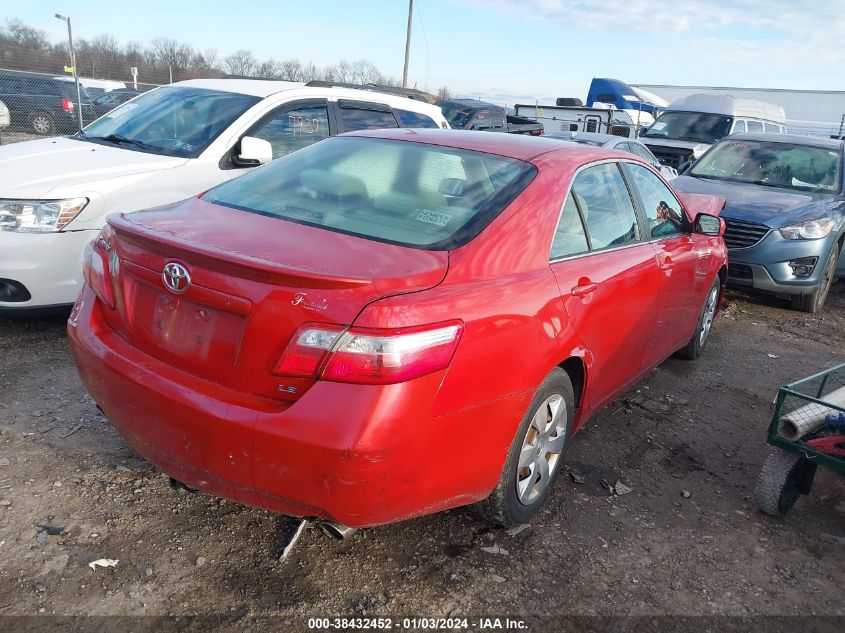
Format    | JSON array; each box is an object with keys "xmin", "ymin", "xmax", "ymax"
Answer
[
  {"xmin": 0, "ymin": 286, "xmax": 844, "ymax": 632},
  {"xmin": 0, "ymin": 131, "xmax": 41, "ymax": 146}
]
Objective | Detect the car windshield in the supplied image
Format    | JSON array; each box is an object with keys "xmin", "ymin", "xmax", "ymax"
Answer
[
  {"xmin": 81, "ymin": 86, "xmax": 260, "ymax": 158},
  {"xmin": 204, "ymin": 136, "xmax": 536, "ymax": 250},
  {"xmin": 437, "ymin": 102, "xmax": 474, "ymax": 129},
  {"xmin": 690, "ymin": 140, "xmax": 842, "ymax": 193},
  {"xmin": 642, "ymin": 111, "xmax": 733, "ymax": 144}
]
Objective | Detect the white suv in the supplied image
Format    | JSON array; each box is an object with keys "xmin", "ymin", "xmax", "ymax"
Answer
[{"xmin": 0, "ymin": 78, "xmax": 448, "ymax": 310}]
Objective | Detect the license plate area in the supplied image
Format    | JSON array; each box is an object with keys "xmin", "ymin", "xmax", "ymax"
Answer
[{"xmin": 125, "ymin": 276, "xmax": 246, "ymax": 370}]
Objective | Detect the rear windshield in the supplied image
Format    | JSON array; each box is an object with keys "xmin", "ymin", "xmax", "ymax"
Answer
[{"xmin": 204, "ymin": 136, "xmax": 536, "ymax": 249}]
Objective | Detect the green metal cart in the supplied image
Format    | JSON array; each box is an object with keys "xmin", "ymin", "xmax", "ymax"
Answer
[{"xmin": 755, "ymin": 362, "xmax": 845, "ymax": 517}]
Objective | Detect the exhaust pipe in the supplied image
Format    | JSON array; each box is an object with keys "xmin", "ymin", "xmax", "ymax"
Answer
[{"xmin": 318, "ymin": 520, "xmax": 357, "ymax": 540}]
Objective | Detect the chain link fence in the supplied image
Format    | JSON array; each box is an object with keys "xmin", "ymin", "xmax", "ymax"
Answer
[{"xmin": 0, "ymin": 68, "xmax": 159, "ymax": 145}]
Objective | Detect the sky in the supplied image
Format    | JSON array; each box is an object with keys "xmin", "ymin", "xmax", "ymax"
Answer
[{"xmin": 6, "ymin": 0, "xmax": 845, "ymax": 106}]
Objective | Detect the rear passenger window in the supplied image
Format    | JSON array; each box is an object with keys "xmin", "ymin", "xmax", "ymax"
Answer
[
  {"xmin": 747, "ymin": 120, "xmax": 764, "ymax": 133},
  {"xmin": 340, "ymin": 108, "xmax": 399, "ymax": 132},
  {"xmin": 571, "ymin": 163, "xmax": 640, "ymax": 249},
  {"xmin": 395, "ymin": 109, "xmax": 440, "ymax": 129},
  {"xmin": 731, "ymin": 119, "xmax": 747, "ymax": 134},
  {"xmin": 550, "ymin": 192, "xmax": 589, "ymax": 259}
]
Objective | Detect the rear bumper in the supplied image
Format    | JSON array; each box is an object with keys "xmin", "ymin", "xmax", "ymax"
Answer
[
  {"xmin": 0, "ymin": 229, "xmax": 97, "ymax": 309},
  {"xmin": 67, "ymin": 287, "xmax": 532, "ymax": 527}
]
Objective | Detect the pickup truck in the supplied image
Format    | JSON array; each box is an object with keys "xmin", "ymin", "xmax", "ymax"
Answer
[
  {"xmin": 436, "ymin": 99, "xmax": 543, "ymax": 135},
  {"xmin": 0, "ymin": 78, "xmax": 448, "ymax": 311}
]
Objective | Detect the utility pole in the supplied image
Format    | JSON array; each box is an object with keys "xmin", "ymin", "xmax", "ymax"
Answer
[
  {"xmin": 55, "ymin": 14, "xmax": 83, "ymax": 132},
  {"xmin": 402, "ymin": 0, "xmax": 414, "ymax": 88}
]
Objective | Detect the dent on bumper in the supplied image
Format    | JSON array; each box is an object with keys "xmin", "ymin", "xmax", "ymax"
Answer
[
  {"xmin": 0, "ymin": 229, "xmax": 98, "ymax": 308},
  {"xmin": 67, "ymin": 288, "xmax": 532, "ymax": 527}
]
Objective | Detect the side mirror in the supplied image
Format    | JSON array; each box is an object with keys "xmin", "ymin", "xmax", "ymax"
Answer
[
  {"xmin": 694, "ymin": 212, "xmax": 725, "ymax": 237},
  {"xmin": 233, "ymin": 136, "xmax": 273, "ymax": 167},
  {"xmin": 678, "ymin": 161, "xmax": 692, "ymax": 175}
]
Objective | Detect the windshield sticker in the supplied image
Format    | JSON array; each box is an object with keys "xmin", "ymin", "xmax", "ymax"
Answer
[
  {"xmin": 416, "ymin": 210, "xmax": 451, "ymax": 227},
  {"xmin": 650, "ymin": 122, "xmax": 666, "ymax": 130}
]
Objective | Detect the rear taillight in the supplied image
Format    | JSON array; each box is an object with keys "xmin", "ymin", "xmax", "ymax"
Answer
[
  {"xmin": 273, "ymin": 325, "xmax": 345, "ymax": 377},
  {"xmin": 62, "ymin": 98, "xmax": 75, "ymax": 113},
  {"xmin": 82, "ymin": 226, "xmax": 116, "ymax": 309},
  {"xmin": 274, "ymin": 321, "xmax": 463, "ymax": 385}
]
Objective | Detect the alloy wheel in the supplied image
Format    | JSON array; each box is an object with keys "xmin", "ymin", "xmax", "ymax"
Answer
[
  {"xmin": 699, "ymin": 285, "xmax": 719, "ymax": 346},
  {"xmin": 32, "ymin": 115, "xmax": 52, "ymax": 135},
  {"xmin": 515, "ymin": 394, "xmax": 567, "ymax": 505}
]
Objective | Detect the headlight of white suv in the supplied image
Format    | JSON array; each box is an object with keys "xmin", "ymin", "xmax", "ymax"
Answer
[
  {"xmin": 0, "ymin": 198, "xmax": 89, "ymax": 232},
  {"xmin": 779, "ymin": 218, "xmax": 836, "ymax": 240}
]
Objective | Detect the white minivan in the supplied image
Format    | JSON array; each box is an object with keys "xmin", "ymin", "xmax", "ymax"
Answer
[
  {"xmin": 0, "ymin": 79, "xmax": 448, "ymax": 310},
  {"xmin": 640, "ymin": 93, "xmax": 787, "ymax": 170}
]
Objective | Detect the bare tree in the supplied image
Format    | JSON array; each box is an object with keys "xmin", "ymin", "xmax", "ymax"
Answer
[
  {"xmin": 150, "ymin": 37, "xmax": 194, "ymax": 80},
  {"xmin": 436, "ymin": 86, "xmax": 452, "ymax": 101},
  {"xmin": 224, "ymin": 49, "xmax": 257, "ymax": 76},
  {"xmin": 0, "ymin": 18, "xmax": 418, "ymax": 95},
  {"xmin": 255, "ymin": 59, "xmax": 282, "ymax": 78},
  {"xmin": 301, "ymin": 62, "xmax": 320, "ymax": 82},
  {"xmin": 280, "ymin": 59, "xmax": 302, "ymax": 82},
  {"xmin": 335, "ymin": 59, "xmax": 352, "ymax": 83}
]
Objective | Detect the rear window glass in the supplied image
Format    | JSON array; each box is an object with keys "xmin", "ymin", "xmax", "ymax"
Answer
[
  {"xmin": 395, "ymin": 108, "xmax": 440, "ymax": 129},
  {"xmin": 340, "ymin": 108, "xmax": 398, "ymax": 132},
  {"xmin": 204, "ymin": 136, "xmax": 536, "ymax": 250}
]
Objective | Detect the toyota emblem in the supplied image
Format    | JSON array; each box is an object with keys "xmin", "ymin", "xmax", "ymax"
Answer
[{"xmin": 162, "ymin": 262, "xmax": 191, "ymax": 294}]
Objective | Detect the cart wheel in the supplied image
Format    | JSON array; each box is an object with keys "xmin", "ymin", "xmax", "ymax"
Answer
[{"xmin": 754, "ymin": 449, "xmax": 816, "ymax": 517}]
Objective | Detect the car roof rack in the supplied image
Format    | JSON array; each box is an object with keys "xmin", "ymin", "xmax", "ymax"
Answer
[{"xmin": 304, "ymin": 81, "xmax": 436, "ymax": 104}]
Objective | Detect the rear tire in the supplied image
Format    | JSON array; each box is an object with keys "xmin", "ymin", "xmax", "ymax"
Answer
[
  {"xmin": 477, "ymin": 368, "xmax": 573, "ymax": 527},
  {"xmin": 791, "ymin": 243, "xmax": 839, "ymax": 314},
  {"xmin": 29, "ymin": 112, "xmax": 55, "ymax": 135},
  {"xmin": 754, "ymin": 450, "xmax": 815, "ymax": 517},
  {"xmin": 676, "ymin": 277, "xmax": 720, "ymax": 360}
]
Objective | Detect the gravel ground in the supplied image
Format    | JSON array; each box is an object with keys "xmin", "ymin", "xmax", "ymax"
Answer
[
  {"xmin": 0, "ymin": 131, "xmax": 42, "ymax": 146},
  {"xmin": 0, "ymin": 287, "xmax": 843, "ymax": 632}
]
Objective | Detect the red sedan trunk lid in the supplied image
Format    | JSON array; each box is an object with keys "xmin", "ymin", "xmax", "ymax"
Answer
[{"xmin": 103, "ymin": 197, "xmax": 449, "ymax": 402}]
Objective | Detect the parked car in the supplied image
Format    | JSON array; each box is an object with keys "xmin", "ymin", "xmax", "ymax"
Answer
[
  {"xmin": 0, "ymin": 71, "xmax": 95, "ymax": 134},
  {"xmin": 545, "ymin": 131, "xmax": 678, "ymax": 180},
  {"xmin": 0, "ymin": 78, "xmax": 448, "ymax": 311},
  {"xmin": 68, "ymin": 130, "xmax": 727, "ymax": 529},
  {"xmin": 673, "ymin": 133, "xmax": 844, "ymax": 312},
  {"xmin": 437, "ymin": 99, "xmax": 543, "ymax": 135},
  {"xmin": 53, "ymin": 76, "xmax": 127, "ymax": 99},
  {"xmin": 91, "ymin": 89, "xmax": 143, "ymax": 118},
  {"xmin": 642, "ymin": 94, "xmax": 786, "ymax": 169}
]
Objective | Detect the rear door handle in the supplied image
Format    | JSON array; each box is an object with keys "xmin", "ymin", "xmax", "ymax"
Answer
[{"xmin": 571, "ymin": 283, "xmax": 597, "ymax": 297}]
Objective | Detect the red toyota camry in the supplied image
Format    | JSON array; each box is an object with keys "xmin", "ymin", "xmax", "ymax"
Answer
[{"xmin": 68, "ymin": 129, "xmax": 727, "ymax": 529}]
